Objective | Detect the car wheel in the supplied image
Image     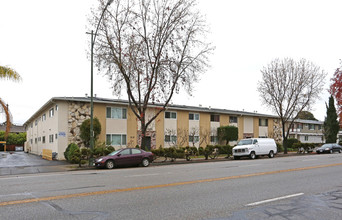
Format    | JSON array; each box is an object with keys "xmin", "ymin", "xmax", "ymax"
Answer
[
  {"xmin": 250, "ymin": 152, "xmax": 256, "ymax": 159},
  {"xmin": 234, "ymin": 156, "xmax": 240, "ymax": 160},
  {"xmin": 105, "ymin": 160, "xmax": 115, "ymax": 169},
  {"xmin": 268, "ymin": 151, "xmax": 274, "ymax": 158},
  {"xmin": 330, "ymin": 149, "xmax": 333, "ymax": 154},
  {"xmin": 339, "ymin": 149, "xmax": 342, "ymax": 153},
  {"xmin": 141, "ymin": 158, "xmax": 150, "ymax": 167}
]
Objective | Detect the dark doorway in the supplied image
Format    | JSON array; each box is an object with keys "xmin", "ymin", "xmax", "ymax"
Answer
[
  {"xmin": 0, "ymin": 143, "xmax": 4, "ymax": 151},
  {"xmin": 145, "ymin": 137, "xmax": 151, "ymax": 151}
]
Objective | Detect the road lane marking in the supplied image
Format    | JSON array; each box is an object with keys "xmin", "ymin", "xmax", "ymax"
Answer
[
  {"xmin": 246, "ymin": 193, "xmax": 304, "ymax": 206},
  {"xmin": 1, "ymin": 162, "xmax": 342, "ymax": 207}
]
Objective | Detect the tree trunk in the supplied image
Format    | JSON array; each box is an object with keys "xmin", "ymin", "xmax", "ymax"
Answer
[
  {"xmin": 140, "ymin": 119, "xmax": 147, "ymax": 150},
  {"xmin": 282, "ymin": 124, "xmax": 288, "ymax": 154}
]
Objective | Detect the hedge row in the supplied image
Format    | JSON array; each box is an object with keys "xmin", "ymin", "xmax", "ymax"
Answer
[
  {"xmin": 64, "ymin": 143, "xmax": 115, "ymax": 166},
  {"xmin": 151, "ymin": 145, "xmax": 234, "ymax": 160}
]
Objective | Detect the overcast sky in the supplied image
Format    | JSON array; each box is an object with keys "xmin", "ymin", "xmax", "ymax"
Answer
[{"xmin": 1, "ymin": 0, "xmax": 341, "ymax": 125}]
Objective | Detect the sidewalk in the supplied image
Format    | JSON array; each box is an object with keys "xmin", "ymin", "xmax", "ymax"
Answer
[{"xmin": 0, "ymin": 151, "xmax": 313, "ymax": 176}]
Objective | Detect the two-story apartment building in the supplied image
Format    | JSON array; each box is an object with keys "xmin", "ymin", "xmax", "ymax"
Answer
[
  {"xmin": 24, "ymin": 97, "xmax": 282, "ymax": 160},
  {"xmin": 287, "ymin": 119, "xmax": 324, "ymax": 144}
]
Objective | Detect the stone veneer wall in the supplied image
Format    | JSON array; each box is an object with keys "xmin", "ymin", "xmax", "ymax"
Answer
[
  {"xmin": 68, "ymin": 102, "xmax": 90, "ymax": 147},
  {"xmin": 272, "ymin": 119, "xmax": 282, "ymax": 143}
]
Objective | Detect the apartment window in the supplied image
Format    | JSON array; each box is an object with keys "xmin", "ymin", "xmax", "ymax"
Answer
[
  {"xmin": 30, "ymin": 139, "xmax": 33, "ymax": 144},
  {"xmin": 35, "ymin": 138, "xmax": 37, "ymax": 144},
  {"xmin": 35, "ymin": 119, "xmax": 38, "ymax": 126},
  {"xmin": 189, "ymin": 136, "xmax": 199, "ymax": 143},
  {"xmin": 210, "ymin": 136, "xmax": 218, "ymax": 143},
  {"xmin": 55, "ymin": 105, "xmax": 58, "ymax": 111},
  {"xmin": 49, "ymin": 134, "xmax": 54, "ymax": 143},
  {"xmin": 298, "ymin": 123, "xmax": 303, "ymax": 129},
  {"xmin": 42, "ymin": 114, "xmax": 46, "ymax": 121},
  {"xmin": 42, "ymin": 136, "xmax": 46, "ymax": 144},
  {"xmin": 309, "ymin": 124, "xmax": 315, "ymax": 130},
  {"xmin": 106, "ymin": 134, "xmax": 127, "ymax": 146},
  {"xmin": 259, "ymin": 118, "xmax": 268, "ymax": 127},
  {"xmin": 305, "ymin": 136, "xmax": 309, "ymax": 141},
  {"xmin": 106, "ymin": 107, "xmax": 127, "ymax": 119},
  {"xmin": 38, "ymin": 137, "xmax": 41, "ymax": 142},
  {"xmin": 49, "ymin": 108, "xmax": 54, "ymax": 117},
  {"xmin": 55, "ymin": 134, "xmax": 58, "ymax": 140},
  {"xmin": 210, "ymin": 114, "xmax": 220, "ymax": 122},
  {"xmin": 30, "ymin": 123, "xmax": 33, "ymax": 128},
  {"xmin": 317, "ymin": 125, "xmax": 322, "ymax": 130},
  {"xmin": 165, "ymin": 135, "xmax": 177, "ymax": 143},
  {"xmin": 189, "ymin": 113, "xmax": 199, "ymax": 120},
  {"xmin": 165, "ymin": 111, "xmax": 177, "ymax": 119},
  {"xmin": 229, "ymin": 116, "xmax": 238, "ymax": 123}
]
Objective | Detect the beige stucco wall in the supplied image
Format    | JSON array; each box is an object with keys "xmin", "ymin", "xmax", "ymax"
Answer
[
  {"xmin": 155, "ymin": 110, "xmax": 164, "ymax": 148},
  {"xmin": 93, "ymin": 103, "xmax": 107, "ymax": 143},
  {"xmin": 254, "ymin": 117, "xmax": 259, "ymax": 138},
  {"xmin": 238, "ymin": 116, "xmax": 244, "ymax": 139},
  {"xmin": 26, "ymin": 103, "xmax": 60, "ymax": 158},
  {"xmin": 200, "ymin": 113, "xmax": 210, "ymax": 148},
  {"xmin": 220, "ymin": 115, "xmax": 229, "ymax": 127},
  {"xmin": 127, "ymin": 108, "xmax": 138, "ymax": 148},
  {"xmin": 57, "ymin": 101, "xmax": 69, "ymax": 159},
  {"xmin": 177, "ymin": 110, "xmax": 189, "ymax": 147},
  {"xmin": 268, "ymin": 119, "xmax": 274, "ymax": 136}
]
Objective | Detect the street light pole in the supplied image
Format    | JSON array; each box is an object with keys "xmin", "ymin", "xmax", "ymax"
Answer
[{"xmin": 87, "ymin": 0, "xmax": 113, "ymax": 166}]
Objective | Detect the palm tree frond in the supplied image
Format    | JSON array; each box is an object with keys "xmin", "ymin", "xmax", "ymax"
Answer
[{"xmin": 0, "ymin": 66, "xmax": 21, "ymax": 82}]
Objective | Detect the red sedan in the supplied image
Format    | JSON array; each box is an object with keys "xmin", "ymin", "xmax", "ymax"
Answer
[{"xmin": 95, "ymin": 148, "xmax": 154, "ymax": 169}]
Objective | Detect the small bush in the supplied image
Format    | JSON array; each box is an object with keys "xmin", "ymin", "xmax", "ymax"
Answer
[
  {"xmin": 286, "ymin": 138, "xmax": 300, "ymax": 148},
  {"xmin": 277, "ymin": 143, "xmax": 283, "ymax": 153},
  {"xmin": 64, "ymin": 143, "xmax": 79, "ymax": 161}
]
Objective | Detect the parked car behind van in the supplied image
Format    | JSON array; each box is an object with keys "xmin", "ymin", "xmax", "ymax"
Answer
[
  {"xmin": 233, "ymin": 138, "xmax": 277, "ymax": 160},
  {"xmin": 316, "ymin": 143, "xmax": 342, "ymax": 154}
]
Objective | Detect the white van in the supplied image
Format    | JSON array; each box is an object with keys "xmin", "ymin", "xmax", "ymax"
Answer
[{"xmin": 232, "ymin": 138, "xmax": 277, "ymax": 160}]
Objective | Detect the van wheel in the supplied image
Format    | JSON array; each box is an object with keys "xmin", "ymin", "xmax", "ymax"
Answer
[
  {"xmin": 268, "ymin": 151, "xmax": 274, "ymax": 158},
  {"xmin": 250, "ymin": 152, "xmax": 256, "ymax": 159}
]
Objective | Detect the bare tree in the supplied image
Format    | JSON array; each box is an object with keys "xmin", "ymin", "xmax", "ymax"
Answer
[
  {"xmin": 90, "ymin": 0, "xmax": 213, "ymax": 149},
  {"xmin": 177, "ymin": 128, "xmax": 188, "ymax": 147},
  {"xmin": 189, "ymin": 127, "xmax": 199, "ymax": 147},
  {"xmin": 164, "ymin": 128, "xmax": 177, "ymax": 147},
  {"xmin": 257, "ymin": 58, "xmax": 326, "ymax": 153},
  {"xmin": 199, "ymin": 127, "xmax": 210, "ymax": 147}
]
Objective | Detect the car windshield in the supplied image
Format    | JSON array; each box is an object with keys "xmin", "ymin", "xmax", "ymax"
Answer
[
  {"xmin": 321, "ymin": 144, "xmax": 332, "ymax": 148},
  {"xmin": 237, "ymin": 139, "xmax": 253, "ymax": 146},
  {"xmin": 108, "ymin": 150, "xmax": 121, "ymax": 156}
]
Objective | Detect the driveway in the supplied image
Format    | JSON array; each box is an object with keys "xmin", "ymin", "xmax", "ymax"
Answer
[{"xmin": 0, "ymin": 151, "xmax": 70, "ymax": 176}]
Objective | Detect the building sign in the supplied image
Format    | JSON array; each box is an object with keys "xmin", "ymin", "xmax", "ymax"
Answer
[{"xmin": 58, "ymin": 132, "xmax": 66, "ymax": 137}]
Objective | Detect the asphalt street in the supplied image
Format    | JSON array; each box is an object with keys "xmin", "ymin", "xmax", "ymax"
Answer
[
  {"xmin": 0, "ymin": 152, "xmax": 342, "ymax": 219},
  {"xmin": 0, "ymin": 152, "xmax": 70, "ymax": 175}
]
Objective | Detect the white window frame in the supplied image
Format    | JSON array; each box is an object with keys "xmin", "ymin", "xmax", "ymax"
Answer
[
  {"xmin": 106, "ymin": 134, "xmax": 127, "ymax": 146},
  {"xmin": 106, "ymin": 107, "xmax": 127, "ymax": 119},
  {"xmin": 229, "ymin": 116, "xmax": 238, "ymax": 123},
  {"xmin": 165, "ymin": 111, "xmax": 177, "ymax": 119},
  {"xmin": 49, "ymin": 108, "xmax": 54, "ymax": 118},
  {"xmin": 189, "ymin": 113, "xmax": 199, "ymax": 120}
]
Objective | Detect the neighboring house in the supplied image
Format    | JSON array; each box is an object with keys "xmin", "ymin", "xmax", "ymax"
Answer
[
  {"xmin": 338, "ymin": 130, "xmax": 342, "ymax": 143},
  {"xmin": 287, "ymin": 119, "xmax": 324, "ymax": 144},
  {"xmin": 0, "ymin": 123, "xmax": 25, "ymax": 134},
  {"xmin": 24, "ymin": 97, "xmax": 282, "ymax": 160}
]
